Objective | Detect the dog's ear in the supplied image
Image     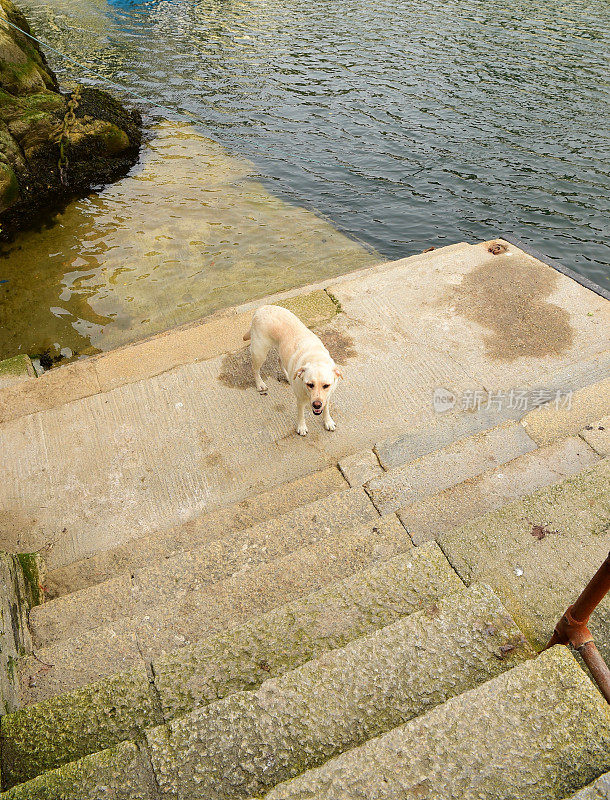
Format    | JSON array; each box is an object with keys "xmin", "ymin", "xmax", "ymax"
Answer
[
  {"xmin": 294, "ymin": 367, "xmax": 305, "ymax": 381},
  {"xmin": 334, "ymin": 366, "xmax": 344, "ymax": 380}
]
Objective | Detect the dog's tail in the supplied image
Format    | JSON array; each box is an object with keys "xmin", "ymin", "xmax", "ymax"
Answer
[{"xmin": 243, "ymin": 327, "xmax": 251, "ymax": 342}]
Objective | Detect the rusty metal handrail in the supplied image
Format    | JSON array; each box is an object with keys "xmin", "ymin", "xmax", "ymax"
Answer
[{"xmin": 546, "ymin": 551, "xmax": 610, "ymax": 703}]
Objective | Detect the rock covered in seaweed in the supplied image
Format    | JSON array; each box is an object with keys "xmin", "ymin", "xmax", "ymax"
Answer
[{"xmin": 0, "ymin": 0, "xmax": 142, "ymax": 236}]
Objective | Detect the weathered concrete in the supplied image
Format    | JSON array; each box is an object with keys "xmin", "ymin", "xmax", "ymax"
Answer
[
  {"xmin": 373, "ymin": 352, "xmax": 610, "ymax": 472},
  {"xmin": 567, "ymin": 772, "xmax": 610, "ymax": 800},
  {"xmin": 366, "ymin": 421, "xmax": 536, "ymax": 515},
  {"xmin": 438, "ymin": 460, "xmax": 610, "ymax": 657},
  {"xmin": 152, "ymin": 541, "xmax": 463, "ymax": 720},
  {"xmin": 338, "ymin": 449, "xmax": 384, "ymax": 487},
  {"xmin": 0, "ymin": 740, "xmax": 153, "ymax": 800},
  {"xmin": 262, "ymin": 647, "xmax": 610, "ymax": 800},
  {"xmin": 398, "ymin": 436, "xmax": 600, "ymax": 545},
  {"xmin": 1, "ymin": 666, "xmax": 158, "ymax": 787},
  {"xmin": 521, "ymin": 376, "xmax": 610, "ymax": 445},
  {"xmin": 3, "ymin": 543, "xmax": 460, "ymax": 783},
  {"xmin": 580, "ymin": 416, "xmax": 610, "ymax": 457},
  {"xmin": 0, "ymin": 355, "xmax": 34, "ymax": 389},
  {"xmin": 18, "ymin": 515, "xmax": 412, "ymax": 703},
  {"xmin": 1, "ymin": 240, "xmax": 608, "ymax": 568},
  {"xmin": 44, "ymin": 466, "xmax": 347, "ymax": 598},
  {"xmin": 30, "ymin": 487, "xmax": 376, "ymax": 647},
  {"xmin": 146, "ymin": 585, "xmax": 533, "ymax": 800}
]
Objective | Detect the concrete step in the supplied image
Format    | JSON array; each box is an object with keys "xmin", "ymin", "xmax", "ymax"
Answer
[
  {"xmin": 43, "ymin": 465, "xmax": 348, "ymax": 599},
  {"xmin": 372, "ymin": 366, "xmax": 610, "ymax": 473},
  {"xmin": 365, "ymin": 420, "xmax": 537, "ymax": 515},
  {"xmin": 17, "ymin": 514, "xmax": 413, "ymax": 705},
  {"xmin": 30, "ymin": 486, "xmax": 377, "ymax": 648},
  {"xmin": 398, "ymin": 434, "xmax": 600, "ymax": 544},
  {"xmin": 4, "ymin": 644, "xmax": 607, "ymax": 800},
  {"xmin": 565, "ymin": 772, "xmax": 610, "ymax": 799},
  {"xmin": 521, "ymin": 375, "xmax": 610, "ymax": 446},
  {"xmin": 4, "ymin": 542, "xmax": 461, "ymax": 783},
  {"xmin": 262, "ymin": 646, "xmax": 610, "ymax": 800},
  {"xmin": 144, "ymin": 584, "xmax": 534, "ymax": 800},
  {"xmin": 580, "ymin": 415, "xmax": 610, "ymax": 457},
  {"xmin": 438, "ymin": 458, "xmax": 610, "ymax": 658}
]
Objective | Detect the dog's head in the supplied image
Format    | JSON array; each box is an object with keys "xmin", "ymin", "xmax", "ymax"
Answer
[{"xmin": 294, "ymin": 363, "xmax": 343, "ymax": 415}]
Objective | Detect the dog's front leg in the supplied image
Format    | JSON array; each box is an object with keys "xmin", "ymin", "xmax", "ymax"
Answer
[
  {"xmin": 296, "ymin": 400, "xmax": 308, "ymax": 436},
  {"xmin": 323, "ymin": 402, "xmax": 336, "ymax": 432}
]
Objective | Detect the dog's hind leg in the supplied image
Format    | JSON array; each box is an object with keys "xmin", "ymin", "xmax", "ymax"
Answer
[{"xmin": 250, "ymin": 330, "xmax": 271, "ymax": 394}]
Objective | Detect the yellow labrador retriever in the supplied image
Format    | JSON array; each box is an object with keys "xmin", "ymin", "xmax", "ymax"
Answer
[{"xmin": 244, "ymin": 304, "xmax": 343, "ymax": 436}]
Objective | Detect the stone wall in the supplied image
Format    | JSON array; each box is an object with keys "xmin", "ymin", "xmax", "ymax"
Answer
[
  {"xmin": 0, "ymin": 551, "xmax": 42, "ymax": 716},
  {"xmin": 0, "ymin": 0, "xmax": 142, "ymax": 236}
]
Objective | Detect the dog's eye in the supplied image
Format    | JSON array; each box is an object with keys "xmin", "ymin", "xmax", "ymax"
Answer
[
  {"xmin": 322, "ymin": 384, "xmax": 330, "ymax": 389},
  {"xmin": 307, "ymin": 382, "xmax": 314, "ymax": 388}
]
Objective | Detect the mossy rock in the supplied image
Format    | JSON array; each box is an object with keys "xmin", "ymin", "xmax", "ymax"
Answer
[
  {"xmin": 0, "ymin": 160, "xmax": 19, "ymax": 211},
  {"xmin": 0, "ymin": 1, "xmax": 142, "ymax": 237}
]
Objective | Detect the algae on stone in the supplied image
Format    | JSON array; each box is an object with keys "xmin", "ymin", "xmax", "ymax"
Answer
[
  {"xmin": 0, "ymin": 740, "xmax": 153, "ymax": 800},
  {"xmin": 1, "ymin": 666, "xmax": 156, "ymax": 787}
]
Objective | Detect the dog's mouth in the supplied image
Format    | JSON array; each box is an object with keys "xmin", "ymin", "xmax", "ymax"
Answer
[{"xmin": 312, "ymin": 406, "xmax": 323, "ymax": 415}]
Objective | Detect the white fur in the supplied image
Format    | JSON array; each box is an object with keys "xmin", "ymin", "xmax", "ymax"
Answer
[{"xmin": 244, "ymin": 305, "xmax": 343, "ymax": 436}]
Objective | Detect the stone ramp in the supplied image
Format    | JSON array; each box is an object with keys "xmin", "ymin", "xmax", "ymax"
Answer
[
  {"xmin": 1, "ymin": 239, "xmax": 608, "ymax": 570},
  {"xmin": 2, "ymin": 238, "xmax": 610, "ymax": 798}
]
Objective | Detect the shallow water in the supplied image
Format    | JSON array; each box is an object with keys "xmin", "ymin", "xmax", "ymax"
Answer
[
  {"xmin": 2, "ymin": 0, "xmax": 609, "ymax": 362},
  {"xmin": 0, "ymin": 122, "xmax": 376, "ymax": 358}
]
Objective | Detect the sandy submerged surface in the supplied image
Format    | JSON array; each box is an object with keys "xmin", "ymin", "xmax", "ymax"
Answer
[{"xmin": 0, "ymin": 121, "xmax": 378, "ymax": 361}]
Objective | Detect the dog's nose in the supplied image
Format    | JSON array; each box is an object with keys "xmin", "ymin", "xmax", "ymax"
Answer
[{"xmin": 312, "ymin": 400, "xmax": 322, "ymax": 410}]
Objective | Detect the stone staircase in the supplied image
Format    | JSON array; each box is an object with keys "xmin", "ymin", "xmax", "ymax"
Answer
[
  {"xmin": 2, "ymin": 398, "xmax": 610, "ymax": 798},
  {"xmin": 1, "ymin": 240, "xmax": 610, "ymax": 798}
]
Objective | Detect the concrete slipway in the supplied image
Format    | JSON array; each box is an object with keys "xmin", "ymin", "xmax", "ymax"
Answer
[
  {"xmin": 2, "ymin": 237, "xmax": 610, "ymax": 800},
  {"xmin": 0, "ymin": 238, "xmax": 608, "ymax": 570}
]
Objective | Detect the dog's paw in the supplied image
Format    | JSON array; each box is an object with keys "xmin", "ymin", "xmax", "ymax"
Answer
[
  {"xmin": 324, "ymin": 418, "xmax": 336, "ymax": 432},
  {"xmin": 257, "ymin": 382, "xmax": 268, "ymax": 395},
  {"xmin": 297, "ymin": 423, "xmax": 308, "ymax": 436}
]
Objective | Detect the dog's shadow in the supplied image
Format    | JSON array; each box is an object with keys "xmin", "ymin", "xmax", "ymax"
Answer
[{"xmin": 218, "ymin": 348, "xmax": 288, "ymax": 391}]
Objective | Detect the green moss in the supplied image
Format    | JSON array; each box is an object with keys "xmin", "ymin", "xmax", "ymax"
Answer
[
  {"xmin": 6, "ymin": 655, "xmax": 16, "ymax": 681},
  {"xmin": 277, "ymin": 290, "xmax": 338, "ymax": 328},
  {"xmin": 0, "ymin": 163, "xmax": 18, "ymax": 212},
  {"xmin": 0, "ymin": 59, "xmax": 44, "ymax": 96},
  {"xmin": 17, "ymin": 90, "xmax": 63, "ymax": 113},
  {"xmin": 98, "ymin": 123, "xmax": 130, "ymax": 155},
  {"xmin": 0, "ymin": 666, "xmax": 154, "ymax": 787},
  {"xmin": 16, "ymin": 552, "xmax": 43, "ymax": 607},
  {"xmin": 325, "ymin": 290, "xmax": 343, "ymax": 314},
  {"xmin": 0, "ymin": 354, "xmax": 33, "ymax": 378}
]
